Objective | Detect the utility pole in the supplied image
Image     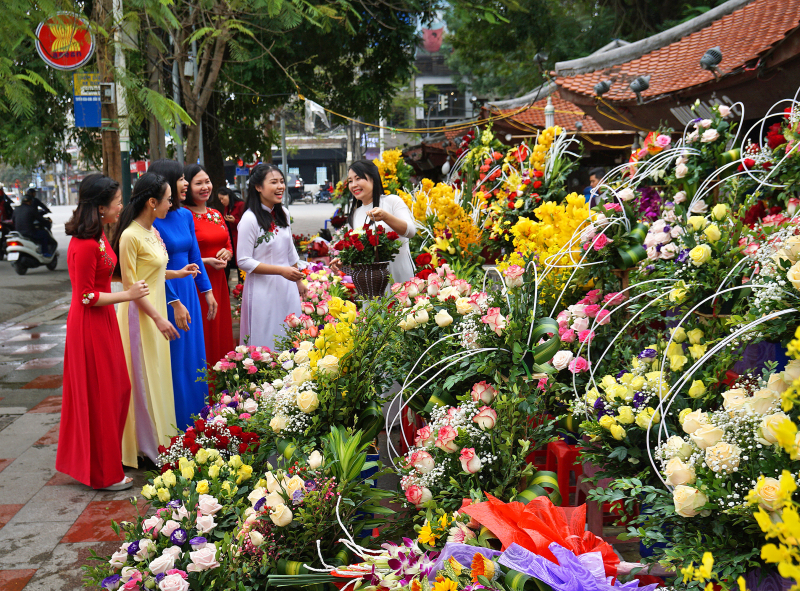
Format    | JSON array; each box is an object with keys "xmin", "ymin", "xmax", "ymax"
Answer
[
  {"xmin": 379, "ymin": 116, "xmax": 386, "ymax": 158},
  {"xmin": 171, "ymin": 38, "xmax": 185, "ymax": 163},
  {"xmin": 94, "ymin": 0, "xmax": 121, "ymax": 185},
  {"xmin": 114, "ymin": 0, "xmax": 131, "ymax": 202},
  {"xmin": 280, "ymin": 114, "xmax": 288, "ymax": 181},
  {"xmin": 192, "ymin": 37, "xmax": 204, "ymax": 166}
]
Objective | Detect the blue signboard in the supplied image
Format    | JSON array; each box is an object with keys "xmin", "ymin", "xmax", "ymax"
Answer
[
  {"xmin": 73, "ymin": 72, "xmax": 101, "ymax": 128},
  {"xmin": 235, "ymin": 167, "xmax": 249, "ymax": 176}
]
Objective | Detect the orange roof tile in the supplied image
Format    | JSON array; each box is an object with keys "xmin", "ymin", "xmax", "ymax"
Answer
[
  {"xmin": 558, "ymin": 0, "xmax": 800, "ymax": 101},
  {"xmin": 489, "ymin": 95, "xmax": 604, "ymax": 132}
]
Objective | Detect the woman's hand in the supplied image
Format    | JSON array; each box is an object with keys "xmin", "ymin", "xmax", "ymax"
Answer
[
  {"xmin": 224, "ymin": 214, "xmax": 235, "ymax": 222},
  {"xmin": 329, "ymin": 257, "xmax": 342, "ymax": 272},
  {"xmin": 155, "ymin": 316, "xmax": 180, "ymax": 341},
  {"xmin": 216, "ymin": 248, "xmax": 233, "ymax": 262},
  {"xmin": 127, "ymin": 280, "xmax": 150, "ymax": 301},
  {"xmin": 367, "ymin": 207, "xmax": 388, "ymax": 224},
  {"xmin": 203, "ymin": 257, "xmax": 227, "ymax": 270},
  {"xmin": 171, "ymin": 301, "xmax": 191, "ymax": 331},
  {"xmin": 281, "ymin": 266, "xmax": 305, "ymax": 281},
  {"xmin": 169, "ymin": 263, "xmax": 199, "ymax": 279},
  {"xmin": 297, "ymin": 280, "xmax": 308, "ymax": 298},
  {"xmin": 205, "ymin": 291, "xmax": 218, "ymax": 321}
]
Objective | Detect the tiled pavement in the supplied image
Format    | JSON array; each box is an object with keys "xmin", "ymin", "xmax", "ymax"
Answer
[{"xmin": 0, "ymin": 297, "xmax": 150, "ymax": 591}]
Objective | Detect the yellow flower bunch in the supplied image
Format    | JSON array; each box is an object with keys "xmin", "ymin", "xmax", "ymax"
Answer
[
  {"xmin": 530, "ymin": 125, "xmax": 563, "ymax": 171},
  {"xmin": 497, "ymin": 192, "xmax": 590, "ymax": 274},
  {"xmin": 326, "ymin": 296, "xmax": 357, "ymax": 324},
  {"xmin": 308, "ymin": 317, "xmax": 355, "ymax": 370},
  {"xmin": 374, "ymin": 149, "xmax": 407, "ymax": 195}
]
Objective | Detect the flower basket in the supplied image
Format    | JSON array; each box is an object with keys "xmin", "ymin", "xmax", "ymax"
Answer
[{"xmin": 344, "ymin": 262, "xmax": 390, "ymax": 298}]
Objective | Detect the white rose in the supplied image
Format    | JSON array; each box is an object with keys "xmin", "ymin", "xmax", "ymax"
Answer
[
  {"xmin": 282, "ymin": 475, "xmax": 306, "ymax": 498},
  {"xmin": 158, "ymin": 573, "xmax": 190, "ymax": 591},
  {"xmin": 290, "ymin": 365, "xmax": 312, "ymax": 386},
  {"xmin": 236, "ymin": 345, "xmax": 248, "ymax": 354},
  {"xmin": 186, "ymin": 546, "xmax": 220, "ymax": 573},
  {"xmin": 664, "ymin": 436, "xmax": 693, "ymax": 461},
  {"xmin": 148, "ymin": 553, "xmax": 176, "ymax": 575},
  {"xmin": 690, "ymin": 424, "xmax": 724, "ymax": 450},
  {"xmin": 243, "ymin": 398, "xmax": 259, "ymax": 414},
  {"xmin": 664, "ymin": 457, "xmax": 696, "ymax": 486},
  {"xmin": 673, "ymin": 485, "xmax": 708, "ymax": 517},
  {"xmin": 247, "ymin": 487, "xmax": 266, "ymax": 505},
  {"xmin": 551, "ymin": 350, "xmax": 574, "ymax": 371},
  {"xmin": 701, "ymin": 129, "xmax": 719, "ymax": 143},
  {"xmin": 308, "ymin": 450, "xmax": 324, "ymax": 469},
  {"xmin": 414, "ymin": 309, "xmax": 429, "ymax": 325},
  {"xmin": 751, "ymin": 388, "xmax": 780, "ymax": 415},
  {"xmin": 675, "ymin": 163, "xmax": 689, "ymax": 178},
  {"xmin": 109, "ymin": 550, "xmax": 128, "ymax": 569},
  {"xmin": 298, "ymin": 341, "xmax": 314, "ymax": 352},
  {"xmin": 133, "ymin": 539, "xmax": 156, "ymax": 562},
  {"xmin": 718, "ymin": 105, "xmax": 731, "ymax": 118},
  {"xmin": 270, "ymin": 504, "xmax": 293, "ymax": 527},
  {"xmin": 195, "ymin": 514, "xmax": 216, "ymax": 533},
  {"xmin": 297, "ymin": 389, "xmax": 320, "ymax": 413},
  {"xmin": 617, "ymin": 188, "xmax": 635, "ymax": 202},
  {"xmin": 293, "ymin": 349, "xmax": 309, "ymax": 365},
  {"xmin": 689, "ymin": 199, "xmax": 708, "ymax": 214},
  {"xmin": 435, "ymin": 309, "xmax": 453, "ymax": 327},
  {"xmin": 704, "ymin": 441, "xmax": 741, "ymax": 473},
  {"xmin": 721, "ymin": 388, "xmax": 748, "ymax": 412},
  {"xmin": 265, "ymin": 471, "xmax": 280, "ymax": 493},
  {"xmin": 759, "ymin": 412, "xmax": 790, "ymax": 445},
  {"xmin": 249, "ymin": 531, "xmax": 264, "ymax": 547},
  {"xmin": 269, "ymin": 415, "xmax": 287, "ymax": 433},
  {"xmin": 682, "ymin": 410, "xmax": 708, "ymax": 434},
  {"xmin": 674, "ymin": 191, "xmax": 686, "ymax": 203},
  {"xmin": 197, "ymin": 494, "xmax": 223, "ymax": 515},
  {"xmin": 455, "ymin": 297, "xmax": 473, "ymax": 315}
]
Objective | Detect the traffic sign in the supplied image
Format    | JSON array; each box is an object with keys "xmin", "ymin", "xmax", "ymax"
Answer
[
  {"xmin": 235, "ymin": 167, "xmax": 249, "ymax": 176},
  {"xmin": 35, "ymin": 13, "xmax": 95, "ymax": 71},
  {"xmin": 73, "ymin": 72, "xmax": 101, "ymax": 128}
]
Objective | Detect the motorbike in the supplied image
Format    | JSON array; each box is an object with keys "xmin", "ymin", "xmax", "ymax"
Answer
[
  {"xmin": 6, "ymin": 223, "xmax": 58, "ymax": 275},
  {"xmin": 314, "ymin": 188, "xmax": 332, "ymax": 203}
]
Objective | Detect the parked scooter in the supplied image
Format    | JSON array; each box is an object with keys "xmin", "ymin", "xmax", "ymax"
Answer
[{"xmin": 6, "ymin": 226, "xmax": 58, "ymax": 275}]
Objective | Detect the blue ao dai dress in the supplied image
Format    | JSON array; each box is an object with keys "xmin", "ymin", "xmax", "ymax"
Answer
[
  {"xmin": 236, "ymin": 205, "xmax": 302, "ymax": 351},
  {"xmin": 154, "ymin": 207, "xmax": 212, "ymax": 430}
]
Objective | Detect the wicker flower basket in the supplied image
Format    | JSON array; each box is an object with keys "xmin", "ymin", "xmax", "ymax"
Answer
[{"xmin": 344, "ymin": 262, "xmax": 390, "ymax": 298}]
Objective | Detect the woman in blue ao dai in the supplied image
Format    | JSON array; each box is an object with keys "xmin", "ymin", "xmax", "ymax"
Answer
[{"xmin": 151, "ymin": 160, "xmax": 218, "ymax": 430}]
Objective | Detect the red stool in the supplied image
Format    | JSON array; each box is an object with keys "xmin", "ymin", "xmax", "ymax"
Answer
[
  {"xmin": 525, "ymin": 447, "xmax": 548, "ymax": 471},
  {"xmin": 545, "ymin": 440, "xmax": 582, "ymax": 506},
  {"xmin": 399, "ymin": 407, "xmax": 424, "ymax": 455}
]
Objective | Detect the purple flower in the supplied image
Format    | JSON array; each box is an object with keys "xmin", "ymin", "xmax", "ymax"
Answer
[
  {"xmin": 155, "ymin": 573, "xmax": 165, "ymax": 584},
  {"xmin": 221, "ymin": 389, "xmax": 229, "ymax": 395},
  {"xmin": 189, "ymin": 536, "xmax": 207, "ymax": 550},
  {"xmin": 289, "ymin": 347, "xmax": 298, "ymax": 353},
  {"xmin": 292, "ymin": 489, "xmax": 305, "ymax": 503},
  {"xmin": 167, "ymin": 500, "xmax": 182, "ymax": 509},
  {"xmin": 615, "ymin": 370, "xmax": 628, "ymax": 379},
  {"xmin": 254, "ymin": 497, "xmax": 266, "ymax": 512},
  {"xmin": 227, "ymin": 401, "xmax": 238, "ymax": 409},
  {"xmin": 593, "ymin": 397, "xmax": 608, "ymax": 418},
  {"xmin": 200, "ymin": 405, "xmax": 211, "ymax": 420},
  {"xmin": 101, "ymin": 574, "xmax": 122, "ymax": 590},
  {"xmin": 126, "ymin": 540, "xmax": 140, "ymax": 556},
  {"xmin": 638, "ymin": 348, "xmax": 656, "ymax": 359},
  {"xmin": 677, "ymin": 249, "xmax": 690, "ymax": 263},
  {"xmin": 170, "ymin": 528, "xmax": 188, "ymax": 545},
  {"xmin": 304, "ymin": 480, "xmax": 317, "ymax": 491},
  {"xmin": 632, "ymin": 391, "xmax": 645, "ymax": 409}
]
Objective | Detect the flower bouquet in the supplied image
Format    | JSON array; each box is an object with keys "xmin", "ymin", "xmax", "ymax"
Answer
[
  {"xmin": 334, "ymin": 224, "xmax": 401, "ymax": 298},
  {"xmin": 206, "ymin": 345, "xmax": 283, "ymax": 396}
]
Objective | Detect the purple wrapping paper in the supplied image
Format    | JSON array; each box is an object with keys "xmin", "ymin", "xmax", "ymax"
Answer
[{"xmin": 429, "ymin": 543, "xmax": 502, "ymax": 580}]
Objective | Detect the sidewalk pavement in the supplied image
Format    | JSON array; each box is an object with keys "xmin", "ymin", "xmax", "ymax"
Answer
[{"xmin": 0, "ymin": 296, "xmax": 149, "ymax": 591}]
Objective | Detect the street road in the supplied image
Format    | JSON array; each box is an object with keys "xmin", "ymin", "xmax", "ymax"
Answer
[{"xmin": 0, "ymin": 201, "xmax": 339, "ymax": 322}]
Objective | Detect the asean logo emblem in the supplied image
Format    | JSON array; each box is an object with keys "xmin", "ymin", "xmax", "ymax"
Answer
[{"xmin": 36, "ymin": 12, "xmax": 95, "ymax": 71}]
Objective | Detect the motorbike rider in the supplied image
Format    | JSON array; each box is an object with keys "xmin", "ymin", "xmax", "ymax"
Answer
[{"xmin": 12, "ymin": 192, "xmax": 57, "ymax": 257}]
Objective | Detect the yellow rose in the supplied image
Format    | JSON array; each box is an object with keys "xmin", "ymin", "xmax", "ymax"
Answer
[
  {"xmin": 787, "ymin": 261, "xmax": 800, "ymax": 291},
  {"xmin": 584, "ymin": 388, "xmax": 600, "ymax": 405},
  {"xmin": 679, "ymin": 408, "xmax": 692, "ymax": 424},
  {"xmin": 759, "ymin": 412, "xmax": 791, "ymax": 444},
  {"xmin": 704, "ymin": 442, "xmax": 741, "ymax": 473},
  {"xmin": 264, "ymin": 491, "xmax": 285, "ymax": 508},
  {"xmin": 711, "ymin": 203, "xmax": 728, "ymax": 221},
  {"xmin": 669, "ymin": 287, "xmax": 687, "ymax": 303},
  {"xmin": 228, "ymin": 455, "xmax": 243, "ymax": 469},
  {"xmin": 688, "ymin": 216, "xmax": 708, "ymax": 231},
  {"xmin": 670, "ymin": 354, "xmax": 688, "ymax": 372},
  {"xmin": 665, "ymin": 457, "xmax": 696, "ymax": 486},
  {"xmin": 703, "ymin": 223, "xmax": 721, "ymax": 242},
  {"xmin": 619, "ymin": 373, "xmax": 633, "ymax": 385},
  {"xmin": 269, "ymin": 415, "xmax": 288, "ymax": 433},
  {"xmin": 195, "ymin": 448, "xmax": 210, "ymax": 465},
  {"xmin": 768, "ymin": 372, "xmax": 789, "ymax": 395},
  {"xmin": 208, "ymin": 464, "xmax": 220, "ymax": 480},
  {"xmin": 682, "ymin": 410, "xmax": 708, "ymax": 434},
  {"xmin": 317, "ymin": 355, "xmax": 339, "ymax": 376},
  {"xmin": 616, "ymin": 406, "xmax": 635, "ymax": 424},
  {"xmin": 785, "ymin": 236, "xmax": 800, "ymax": 261},
  {"xmin": 689, "ymin": 244, "xmax": 712, "ymax": 267},
  {"xmin": 435, "ymin": 309, "xmax": 453, "ymax": 327},
  {"xmin": 207, "ymin": 449, "xmax": 221, "ymax": 462},
  {"xmin": 399, "ymin": 315, "xmax": 417, "ymax": 331},
  {"xmin": 636, "ymin": 408, "xmax": 659, "ymax": 429},
  {"xmin": 297, "ymin": 389, "xmax": 320, "ymax": 413},
  {"xmin": 162, "ymin": 470, "xmax": 177, "ymax": 487},
  {"xmin": 665, "ymin": 435, "xmax": 693, "ymax": 460},
  {"xmin": 153, "ymin": 476, "xmax": 164, "ymax": 488},
  {"xmin": 688, "ymin": 380, "xmax": 706, "ymax": 398},
  {"xmin": 670, "ymin": 327, "xmax": 687, "ymax": 343},
  {"xmin": 721, "ymin": 388, "xmax": 748, "ymax": 412},
  {"xmin": 157, "ymin": 487, "xmax": 171, "ymax": 502},
  {"xmin": 181, "ymin": 465, "xmax": 195, "ymax": 480},
  {"xmin": 688, "ymin": 343, "xmax": 707, "ymax": 360},
  {"xmin": 785, "ymin": 359, "xmax": 800, "ymax": 382},
  {"xmin": 687, "ymin": 329, "xmax": 704, "ymax": 344},
  {"xmin": 690, "ymin": 424, "xmax": 724, "ymax": 449},
  {"xmin": 291, "ymin": 365, "xmax": 312, "ymax": 386},
  {"xmin": 673, "ymin": 485, "xmax": 708, "ymax": 517},
  {"xmin": 141, "ymin": 484, "xmax": 156, "ymax": 499},
  {"xmin": 598, "ymin": 415, "xmax": 616, "ymax": 430},
  {"xmin": 607, "ymin": 384, "xmax": 629, "ymax": 401},
  {"xmin": 751, "ymin": 388, "xmax": 780, "ymax": 415},
  {"xmin": 610, "ymin": 424, "xmax": 626, "ymax": 440},
  {"xmin": 221, "ymin": 481, "xmax": 238, "ymax": 497},
  {"xmin": 282, "ymin": 475, "xmax": 305, "ymax": 497},
  {"xmin": 600, "ymin": 375, "xmax": 618, "ymax": 391},
  {"xmin": 666, "ymin": 342, "xmax": 683, "ymax": 358},
  {"xmin": 237, "ymin": 464, "xmax": 253, "ymax": 484},
  {"xmin": 196, "ymin": 479, "xmax": 210, "ymax": 494},
  {"xmin": 751, "ymin": 477, "xmax": 782, "ymax": 511},
  {"xmin": 455, "ymin": 297, "xmax": 473, "ymax": 315},
  {"xmin": 293, "ymin": 349, "xmax": 309, "ymax": 365},
  {"xmin": 630, "ymin": 376, "xmax": 645, "ymax": 390},
  {"xmin": 270, "ymin": 504, "xmax": 293, "ymax": 527}
]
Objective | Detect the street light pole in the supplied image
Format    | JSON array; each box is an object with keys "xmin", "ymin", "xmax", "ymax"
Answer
[
  {"xmin": 280, "ymin": 114, "xmax": 288, "ymax": 181},
  {"xmin": 171, "ymin": 37, "xmax": 185, "ymax": 163},
  {"xmin": 113, "ymin": 0, "xmax": 131, "ymax": 203}
]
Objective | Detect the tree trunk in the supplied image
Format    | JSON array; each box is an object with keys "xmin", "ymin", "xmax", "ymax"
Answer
[
  {"xmin": 94, "ymin": 0, "xmax": 121, "ymax": 181},
  {"xmin": 147, "ymin": 42, "xmax": 167, "ymax": 161},
  {"xmin": 203, "ymin": 92, "xmax": 226, "ymax": 208}
]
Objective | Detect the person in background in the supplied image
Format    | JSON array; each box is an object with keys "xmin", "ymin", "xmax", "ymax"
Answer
[
  {"xmin": 236, "ymin": 163, "xmax": 304, "ymax": 350},
  {"xmin": 26, "ymin": 187, "xmax": 51, "ymax": 214},
  {"xmin": 112, "ymin": 172, "xmax": 197, "ymax": 468},
  {"xmin": 12, "ymin": 191, "xmax": 57, "ymax": 256},
  {"xmin": 150, "ymin": 159, "xmax": 217, "ymax": 430},
  {"xmin": 183, "ymin": 164, "xmax": 234, "ymax": 369},
  {"xmin": 0, "ymin": 187, "xmax": 14, "ymax": 251},
  {"xmin": 217, "ymin": 187, "xmax": 245, "ymax": 282},
  {"xmin": 585, "ymin": 167, "xmax": 606, "ymax": 207},
  {"xmin": 57, "ymin": 174, "xmax": 149, "ymax": 491}
]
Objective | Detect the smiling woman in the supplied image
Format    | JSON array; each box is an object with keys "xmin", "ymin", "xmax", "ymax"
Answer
[{"xmin": 183, "ymin": 164, "xmax": 234, "ymax": 372}]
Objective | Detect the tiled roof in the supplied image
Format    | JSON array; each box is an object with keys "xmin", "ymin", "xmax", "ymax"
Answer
[
  {"xmin": 488, "ymin": 95, "xmax": 605, "ymax": 132},
  {"xmin": 558, "ymin": 0, "xmax": 800, "ymax": 101}
]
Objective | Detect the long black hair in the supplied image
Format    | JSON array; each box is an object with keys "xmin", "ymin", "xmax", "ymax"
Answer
[
  {"xmin": 347, "ymin": 160, "xmax": 384, "ymax": 228},
  {"xmin": 245, "ymin": 163, "xmax": 289, "ymax": 233},
  {"xmin": 65, "ymin": 174, "xmax": 120, "ymax": 240},
  {"xmin": 217, "ymin": 187, "xmax": 242, "ymax": 214},
  {"xmin": 110, "ymin": 172, "xmax": 169, "ymax": 259},
  {"xmin": 148, "ymin": 159, "xmax": 185, "ymax": 212},
  {"xmin": 184, "ymin": 163, "xmax": 209, "ymax": 207}
]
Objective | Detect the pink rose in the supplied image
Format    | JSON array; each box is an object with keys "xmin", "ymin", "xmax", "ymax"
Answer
[
  {"xmin": 556, "ymin": 310, "xmax": 571, "ymax": 323},
  {"xmin": 568, "ymin": 356, "xmax": 590, "ymax": 373},
  {"xmin": 453, "ymin": 279, "xmax": 472, "ymax": 296},
  {"xmin": 299, "ymin": 314, "xmax": 314, "ymax": 330},
  {"xmin": 585, "ymin": 289, "xmax": 602, "ymax": 303},
  {"xmin": 238, "ymin": 413, "xmax": 251, "ymax": 420},
  {"xmin": 390, "ymin": 282, "xmax": 404, "ymax": 294},
  {"xmin": 569, "ymin": 304, "xmax": 587, "ymax": 318},
  {"xmin": 251, "ymin": 350, "xmax": 262, "ymax": 361},
  {"xmin": 471, "ymin": 381, "xmax": 497, "ymax": 404},
  {"xmin": 459, "ymin": 448, "xmax": 482, "ymax": 473},
  {"xmin": 789, "ymin": 198, "xmax": 800, "ymax": 216},
  {"xmin": 537, "ymin": 377, "xmax": 548, "ymax": 390},
  {"xmin": 158, "ymin": 573, "xmax": 190, "ymax": 591},
  {"xmin": 470, "ymin": 291, "xmax": 489, "ymax": 309},
  {"xmin": 396, "ymin": 291, "xmax": 412, "ymax": 307},
  {"xmin": 142, "ymin": 516, "xmax": 164, "ymax": 535},
  {"xmin": 414, "ymin": 425, "xmax": 435, "ymax": 447},
  {"xmin": 247, "ymin": 365, "xmax": 258, "ymax": 374},
  {"xmin": 596, "ymin": 310, "xmax": 611, "ymax": 325},
  {"xmin": 284, "ymin": 314, "xmax": 301, "ymax": 328},
  {"xmin": 301, "ymin": 302, "xmax": 315, "ymax": 315},
  {"xmin": 406, "ymin": 283, "xmax": 419, "ymax": 297},
  {"xmin": 186, "ymin": 546, "xmax": 220, "ymax": 573},
  {"xmin": 592, "ymin": 234, "xmax": 612, "ymax": 251},
  {"xmin": 559, "ymin": 328, "xmax": 576, "ymax": 343},
  {"xmin": 472, "ymin": 406, "xmax": 497, "ymax": 431},
  {"xmin": 410, "ymin": 450, "xmax": 435, "ymax": 473},
  {"xmin": 603, "ymin": 203, "xmax": 622, "ymax": 212},
  {"xmin": 481, "ymin": 307, "xmax": 507, "ymax": 336},
  {"xmin": 584, "ymin": 304, "xmax": 601, "ymax": 318},
  {"xmin": 603, "ymin": 292, "xmax": 626, "ymax": 306},
  {"xmin": 405, "ymin": 484, "xmax": 433, "ymax": 507},
  {"xmin": 571, "ymin": 317, "xmax": 590, "ymax": 332},
  {"xmin": 435, "ymin": 425, "xmax": 460, "ymax": 453},
  {"xmin": 503, "ymin": 264, "xmax": 525, "ymax": 287},
  {"xmin": 655, "ymin": 134, "xmax": 671, "ymax": 148},
  {"xmin": 426, "ymin": 279, "xmax": 440, "ymax": 297},
  {"xmin": 197, "ymin": 494, "xmax": 223, "ymax": 516},
  {"xmin": 315, "ymin": 302, "xmax": 328, "ymax": 316},
  {"xmin": 160, "ymin": 520, "xmax": 180, "ymax": 538},
  {"xmin": 578, "ymin": 329, "xmax": 595, "ymax": 343}
]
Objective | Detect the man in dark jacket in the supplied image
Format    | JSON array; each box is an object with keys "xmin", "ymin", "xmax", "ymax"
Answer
[{"xmin": 12, "ymin": 193, "xmax": 56, "ymax": 256}]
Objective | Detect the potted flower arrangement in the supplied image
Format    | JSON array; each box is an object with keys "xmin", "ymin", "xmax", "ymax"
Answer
[{"xmin": 334, "ymin": 224, "xmax": 401, "ymax": 298}]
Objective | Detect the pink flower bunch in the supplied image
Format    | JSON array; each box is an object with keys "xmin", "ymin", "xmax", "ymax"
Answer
[
  {"xmin": 568, "ymin": 356, "xmax": 590, "ymax": 373},
  {"xmin": 481, "ymin": 307, "xmax": 507, "ymax": 336}
]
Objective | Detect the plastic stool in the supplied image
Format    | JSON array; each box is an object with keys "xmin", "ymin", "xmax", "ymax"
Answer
[
  {"xmin": 525, "ymin": 447, "xmax": 548, "ymax": 470},
  {"xmin": 400, "ymin": 407, "xmax": 424, "ymax": 455},
  {"xmin": 545, "ymin": 440, "xmax": 582, "ymax": 506}
]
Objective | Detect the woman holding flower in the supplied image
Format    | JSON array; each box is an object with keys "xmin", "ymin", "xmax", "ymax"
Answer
[
  {"xmin": 333, "ymin": 160, "xmax": 416, "ymax": 284},
  {"xmin": 236, "ymin": 163, "xmax": 305, "ymax": 350}
]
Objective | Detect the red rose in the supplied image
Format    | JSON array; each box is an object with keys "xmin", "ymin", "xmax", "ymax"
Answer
[
  {"xmin": 416, "ymin": 268, "xmax": 434, "ymax": 280},
  {"xmin": 190, "ymin": 443, "xmax": 201, "ymax": 455},
  {"xmin": 158, "ymin": 445, "xmax": 167, "ymax": 454},
  {"xmin": 217, "ymin": 436, "xmax": 230, "ymax": 448},
  {"xmin": 533, "ymin": 180, "xmax": 542, "ymax": 189},
  {"xmin": 334, "ymin": 240, "xmax": 347, "ymax": 250},
  {"xmin": 369, "ymin": 235, "xmax": 379, "ymax": 246},
  {"xmin": 532, "ymin": 170, "xmax": 544, "ymax": 178},
  {"xmin": 415, "ymin": 253, "xmax": 432, "ymax": 266},
  {"xmin": 161, "ymin": 464, "xmax": 172, "ymax": 474},
  {"xmin": 354, "ymin": 240, "xmax": 365, "ymax": 251},
  {"xmin": 194, "ymin": 419, "xmax": 205, "ymax": 432},
  {"xmin": 239, "ymin": 443, "xmax": 249, "ymax": 454},
  {"xmin": 229, "ymin": 426, "xmax": 243, "ymax": 437},
  {"xmin": 743, "ymin": 158, "xmax": 756, "ymax": 168},
  {"xmin": 387, "ymin": 231, "xmax": 399, "ymax": 240}
]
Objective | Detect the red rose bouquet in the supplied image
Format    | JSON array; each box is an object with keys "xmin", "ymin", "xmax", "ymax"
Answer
[{"xmin": 334, "ymin": 224, "xmax": 401, "ymax": 265}]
